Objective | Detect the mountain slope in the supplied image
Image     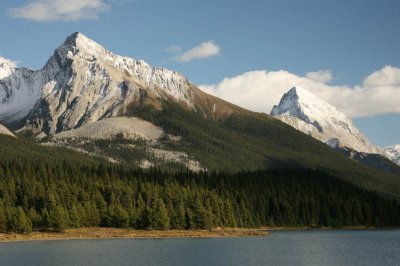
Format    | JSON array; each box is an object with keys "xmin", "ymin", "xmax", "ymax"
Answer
[
  {"xmin": 1, "ymin": 33, "xmax": 400, "ymax": 199},
  {"xmin": 271, "ymin": 87, "xmax": 382, "ymax": 154},
  {"xmin": 1, "ymin": 134, "xmax": 400, "ymax": 233},
  {"xmin": 385, "ymin": 145, "xmax": 400, "ymax": 165},
  {"xmin": 124, "ymin": 99, "xmax": 400, "ymax": 199}
]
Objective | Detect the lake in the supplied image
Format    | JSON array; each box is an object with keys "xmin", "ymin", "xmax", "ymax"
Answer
[{"xmin": 0, "ymin": 230, "xmax": 399, "ymax": 266}]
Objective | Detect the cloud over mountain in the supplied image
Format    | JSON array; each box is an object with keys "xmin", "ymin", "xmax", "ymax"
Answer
[{"xmin": 200, "ymin": 66, "xmax": 400, "ymax": 118}]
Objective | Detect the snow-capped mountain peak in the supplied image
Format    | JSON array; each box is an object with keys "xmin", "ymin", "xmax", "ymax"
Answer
[
  {"xmin": 271, "ymin": 86, "xmax": 382, "ymax": 154},
  {"xmin": 1, "ymin": 32, "xmax": 194, "ymax": 135},
  {"xmin": 271, "ymin": 86, "xmax": 354, "ymax": 133}
]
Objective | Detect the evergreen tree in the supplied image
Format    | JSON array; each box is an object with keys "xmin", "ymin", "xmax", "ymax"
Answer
[
  {"xmin": 147, "ymin": 198, "xmax": 170, "ymax": 230},
  {"xmin": 112, "ymin": 204, "xmax": 129, "ymax": 228},
  {"xmin": 49, "ymin": 206, "xmax": 67, "ymax": 232},
  {"xmin": 9, "ymin": 207, "xmax": 32, "ymax": 234},
  {"xmin": 191, "ymin": 197, "xmax": 207, "ymax": 229}
]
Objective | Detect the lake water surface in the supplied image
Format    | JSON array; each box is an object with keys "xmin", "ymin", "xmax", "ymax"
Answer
[{"xmin": 1, "ymin": 230, "xmax": 399, "ymax": 266}]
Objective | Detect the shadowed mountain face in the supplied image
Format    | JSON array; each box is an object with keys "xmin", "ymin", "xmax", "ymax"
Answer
[{"xmin": 1, "ymin": 33, "xmax": 400, "ymax": 199}]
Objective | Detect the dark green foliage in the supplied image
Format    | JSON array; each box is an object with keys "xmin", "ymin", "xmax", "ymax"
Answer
[
  {"xmin": 147, "ymin": 198, "xmax": 170, "ymax": 230},
  {"xmin": 0, "ymin": 133, "xmax": 399, "ymax": 233},
  {"xmin": 0, "ymin": 200, "xmax": 7, "ymax": 233},
  {"xmin": 49, "ymin": 206, "xmax": 68, "ymax": 232},
  {"xmin": 8, "ymin": 207, "xmax": 32, "ymax": 234}
]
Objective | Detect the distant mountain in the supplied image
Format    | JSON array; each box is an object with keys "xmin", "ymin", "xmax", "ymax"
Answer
[
  {"xmin": 0, "ymin": 123, "xmax": 14, "ymax": 137},
  {"xmin": 385, "ymin": 145, "xmax": 400, "ymax": 166},
  {"xmin": 269, "ymin": 87, "xmax": 400, "ymax": 172},
  {"xmin": 271, "ymin": 86, "xmax": 382, "ymax": 154},
  {"xmin": 1, "ymin": 33, "xmax": 400, "ymax": 198},
  {"xmin": 333, "ymin": 145, "xmax": 400, "ymax": 175}
]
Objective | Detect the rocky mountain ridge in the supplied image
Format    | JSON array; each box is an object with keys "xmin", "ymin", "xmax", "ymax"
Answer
[{"xmin": 0, "ymin": 32, "xmax": 197, "ymax": 137}]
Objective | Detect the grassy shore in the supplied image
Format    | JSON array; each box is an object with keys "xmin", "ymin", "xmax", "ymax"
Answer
[{"xmin": 0, "ymin": 227, "xmax": 268, "ymax": 243}]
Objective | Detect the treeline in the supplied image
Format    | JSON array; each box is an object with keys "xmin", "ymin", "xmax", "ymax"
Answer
[{"xmin": 0, "ymin": 157, "xmax": 399, "ymax": 233}]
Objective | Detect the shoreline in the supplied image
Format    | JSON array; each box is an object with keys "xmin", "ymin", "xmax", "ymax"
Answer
[
  {"xmin": 1, "ymin": 226, "xmax": 399, "ymax": 243},
  {"xmin": 0, "ymin": 228, "xmax": 268, "ymax": 243}
]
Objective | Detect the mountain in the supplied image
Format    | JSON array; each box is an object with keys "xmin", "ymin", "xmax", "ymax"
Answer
[
  {"xmin": 269, "ymin": 87, "xmax": 400, "ymax": 172},
  {"xmin": 1, "ymin": 33, "xmax": 242, "ymax": 140},
  {"xmin": 1, "ymin": 32, "xmax": 196, "ymax": 136},
  {"xmin": 385, "ymin": 145, "xmax": 400, "ymax": 165},
  {"xmin": 271, "ymin": 86, "xmax": 382, "ymax": 154},
  {"xmin": 1, "ymin": 33, "xmax": 400, "ymax": 198},
  {"xmin": 0, "ymin": 123, "xmax": 14, "ymax": 137}
]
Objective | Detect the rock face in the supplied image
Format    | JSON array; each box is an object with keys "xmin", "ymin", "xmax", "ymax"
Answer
[
  {"xmin": 271, "ymin": 86, "xmax": 382, "ymax": 155},
  {"xmin": 385, "ymin": 145, "xmax": 400, "ymax": 165},
  {"xmin": 0, "ymin": 32, "xmax": 194, "ymax": 136},
  {"xmin": 0, "ymin": 123, "xmax": 15, "ymax": 137}
]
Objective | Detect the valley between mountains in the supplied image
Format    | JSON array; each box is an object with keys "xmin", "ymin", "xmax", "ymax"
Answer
[{"xmin": 0, "ymin": 33, "xmax": 400, "ymax": 234}]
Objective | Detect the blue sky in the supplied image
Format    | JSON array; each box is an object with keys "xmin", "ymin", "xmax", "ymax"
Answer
[{"xmin": 0, "ymin": 0, "xmax": 399, "ymax": 147}]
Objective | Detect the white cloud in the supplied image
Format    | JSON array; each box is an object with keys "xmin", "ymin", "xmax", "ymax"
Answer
[
  {"xmin": 363, "ymin": 65, "xmax": 400, "ymax": 87},
  {"xmin": 8, "ymin": 0, "xmax": 109, "ymax": 22},
  {"xmin": 175, "ymin": 41, "xmax": 220, "ymax": 62},
  {"xmin": 305, "ymin": 70, "xmax": 333, "ymax": 83},
  {"xmin": 199, "ymin": 66, "xmax": 400, "ymax": 118}
]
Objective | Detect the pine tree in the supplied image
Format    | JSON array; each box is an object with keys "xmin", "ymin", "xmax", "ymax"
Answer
[
  {"xmin": 49, "ymin": 206, "xmax": 67, "ymax": 232},
  {"xmin": 9, "ymin": 207, "xmax": 32, "ymax": 234},
  {"xmin": 173, "ymin": 199, "xmax": 187, "ymax": 229},
  {"xmin": 147, "ymin": 198, "xmax": 170, "ymax": 230},
  {"xmin": 112, "ymin": 204, "xmax": 129, "ymax": 228},
  {"xmin": 69, "ymin": 204, "xmax": 81, "ymax": 228},
  {"xmin": 134, "ymin": 194, "xmax": 147, "ymax": 229},
  {"xmin": 191, "ymin": 197, "xmax": 207, "ymax": 229},
  {"xmin": 28, "ymin": 208, "xmax": 42, "ymax": 229}
]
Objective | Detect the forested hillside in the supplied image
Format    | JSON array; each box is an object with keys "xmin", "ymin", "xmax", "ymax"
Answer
[
  {"xmin": 1, "ymin": 135, "xmax": 399, "ymax": 233},
  {"xmin": 128, "ymin": 101, "xmax": 400, "ymax": 199}
]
